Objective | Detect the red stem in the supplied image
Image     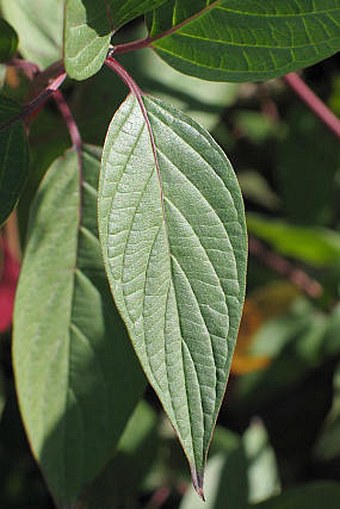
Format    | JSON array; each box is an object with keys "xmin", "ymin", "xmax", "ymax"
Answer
[
  {"xmin": 114, "ymin": 1, "xmax": 218, "ymax": 56},
  {"xmin": 284, "ymin": 72, "xmax": 340, "ymax": 140},
  {"xmin": 0, "ymin": 72, "xmax": 66, "ymax": 131},
  {"xmin": 53, "ymin": 89, "xmax": 82, "ymax": 156}
]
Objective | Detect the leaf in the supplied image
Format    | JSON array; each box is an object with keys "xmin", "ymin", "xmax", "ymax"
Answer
[
  {"xmin": 0, "ymin": 18, "xmax": 18, "ymax": 62},
  {"xmin": 64, "ymin": 0, "xmax": 168, "ymax": 80},
  {"xmin": 148, "ymin": 1, "xmax": 340, "ymax": 82},
  {"xmin": 247, "ymin": 213, "xmax": 340, "ymax": 267},
  {"xmin": 180, "ymin": 426, "xmax": 250, "ymax": 509},
  {"xmin": 83, "ymin": 401, "xmax": 158, "ymax": 507},
  {"xmin": 243, "ymin": 419, "xmax": 280, "ymax": 504},
  {"xmin": 0, "ymin": 95, "xmax": 29, "ymax": 226},
  {"xmin": 98, "ymin": 94, "xmax": 247, "ymax": 494},
  {"xmin": 314, "ymin": 363, "xmax": 340, "ymax": 461},
  {"xmin": 253, "ymin": 483, "xmax": 340, "ymax": 509},
  {"xmin": 13, "ymin": 147, "xmax": 145, "ymax": 507},
  {"xmin": 1, "ymin": 0, "xmax": 63, "ymax": 68}
]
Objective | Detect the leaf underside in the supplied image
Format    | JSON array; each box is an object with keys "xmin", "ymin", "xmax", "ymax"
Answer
[
  {"xmin": 0, "ymin": 95, "xmax": 29, "ymax": 226},
  {"xmin": 13, "ymin": 147, "xmax": 145, "ymax": 507},
  {"xmin": 64, "ymin": 0, "xmax": 168, "ymax": 80},
  {"xmin": 98, "ymin": 94, "xmax": 247, "ymax": 492},
  {"xmin": 149, "ymin": 0, "xmax": 340, "ymax": 81}
]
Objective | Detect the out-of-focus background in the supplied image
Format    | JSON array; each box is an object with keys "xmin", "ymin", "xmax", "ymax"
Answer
[{"xmin": 1, "ymin": 12, "xmax": 340, "ymax": 509}]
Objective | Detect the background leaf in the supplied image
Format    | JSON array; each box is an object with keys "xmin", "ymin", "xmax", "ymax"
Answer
[
  {"xmin": 148, "ymin": 0, "xmax": 340, "ymax": 82},
  {"xmin": 253, "ymin": 483, "xmax": 340, "ymax": 509},
  {"xmin": 0, "ymin": 19, "xmax": 18, "ymax": 63},
  {"xmin": 13, "ymin": 147, "xmax": 145, "ymax": 507},
  {"xmin": 99, "ymin": 94, "xmax": 247, "ymax": 493},
  {"xmin": 0, "ymin": 95, "xmax": 29, "ymax": 226},
  {"xmin": 247, "ymin": 213, "xmax": 340, "ymax": 267},
  {"xmin": 64, "ymin": 0, "xmax": 168, "ymax": 80},
  {"xmin": 1, "ymin": 0, "xmax": 63, "ymax": 68},
  {"xmin": 83, "ymin": 400, "xmax": 158, "ymax": 507}
]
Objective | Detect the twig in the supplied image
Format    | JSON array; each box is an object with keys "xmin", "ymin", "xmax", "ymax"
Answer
[
  {"xmin": 284, "ymin": 72, "xmax": 340, "ymax": 140},
  {"xmin": 0, "ymin": 72, "xmax": 66, "ymax": 132},
  {"xmin": 6, "ymin": 58, "xmax": 40, "ymax": 79},
  {"xmin": 53, "ymin": 89, "xmax": 82, "ymax": 157},
  {"xmin": 249, "ymin": 236, "xmax": 323, "ymax": 299},
  {"xmin": 113, "ymin": 1, "xmax": 218, "ymax": 56}
]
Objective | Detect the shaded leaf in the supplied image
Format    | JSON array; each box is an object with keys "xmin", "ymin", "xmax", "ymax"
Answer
[
  {"xmin": 13, "ymin": 147, "xmax": 145, "ymax": 507},
  {"xmin": 278, "ymin": 105, "xmax": 340, "ymax": 226},
  {"xmin": 148, "ymin": 1, "xmax": 340, "ymax": 82},
  {"xmin": 1, "ymin": 0, "xmax": 63, "ymax": 68},
  {"xmin": 64, "ymin": 0, "xmax": 168, "ymax": 80},
  {"xmin": 314, "ymin": 363, "xmax": 340, "ymax": 461},
  {"xmin": 0, "ymin": 95, "xmax": 29, "ymax": 226},
  {"xmin": 0, "ymin": 18, "xmax": 18, "ymax": 62},
  {"xmin": 253, "ymin": 483, "xmax": 340, "ymax": 509},
  {"xmin": 98, "ymin": 94, "xmax": 247, "ymax": 494},
  {"xmin": 83, "ymin": 401, "xmax": 158, "ymax": 507}
]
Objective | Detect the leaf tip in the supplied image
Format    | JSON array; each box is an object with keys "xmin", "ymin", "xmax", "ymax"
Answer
[{"xmin": 191, "ymin": 469, "xmax": 205, "ymax": 501}]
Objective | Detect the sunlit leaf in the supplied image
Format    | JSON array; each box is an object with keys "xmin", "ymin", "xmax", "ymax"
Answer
[
  {"xmin": 64, "ymin": 0, "xmax": 168, "ymax": 80},
  {"xmin": 149, "ymin": 1, "xmax": 340, "ymax": 81},
  {"xmin": 98, "ymin": 94, "xmax": 247, "ymax": 494},
  {"xmin": 1, "ymin": 0, "xmax": 63, "ymax": 68},
  {"xmin": 13, "ymin": 147, "xmax": 144, "ymax": 507}
]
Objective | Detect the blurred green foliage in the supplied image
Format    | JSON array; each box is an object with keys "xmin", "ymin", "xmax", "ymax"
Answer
[{"xmin": 1, "ymin": 11, "xmax": 340, "ymax": 509}]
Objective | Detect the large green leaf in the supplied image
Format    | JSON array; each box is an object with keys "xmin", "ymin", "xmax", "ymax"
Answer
[
  {"xmin": 13, "ymin": 147, "xmax": 145, "ymax": 507},
  {"xmin": 1, "ymin": 0, "xmax": 63, "ymax": 68},
  {"xmin": 0, "ymin": 18, "xmax": 18, "ymax": 62},
  {"xmin": 253, "ymin": 483, "xmax": 340, "ymax": 509},
  {"xmin": 98, "ymin": 94, "xmax": 247, "ymax": 493},
  {"xmin": 148, "ymin": 0, "xmax": 340, "ymax": 82},
  {"xmin": 64, "ymin": 0, "xmax": 168, "ymax": 80},
  {"xmin": 0, "ymin": 95, "xmax": 29, "ymax": 226}
]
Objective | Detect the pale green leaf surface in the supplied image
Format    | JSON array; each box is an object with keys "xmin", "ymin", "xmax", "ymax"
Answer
[
  {"xmin": 1, "ymin": 0, "xmax": 63, "ymax": 68},
  {"xmin": 0, "ymin": 95, "xmax": 29, "ymax": 226},
  {"xmin": 13, "ymin": 147, "xmax": 144, "ymax": 507},
  {"xmin": 64, "ymin": 0, "xmax": 168, "ymax": 80},
  {"xmin": 149, "ymin": 0, "xmax": 340, "ymax": 82},
  {"xmin": 98, "ymin": 94, "xmax": 247, "ymax": 491},
  {"xmin": 254, "ymin": 483, "xmax": 340, "ymax": 509}
]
